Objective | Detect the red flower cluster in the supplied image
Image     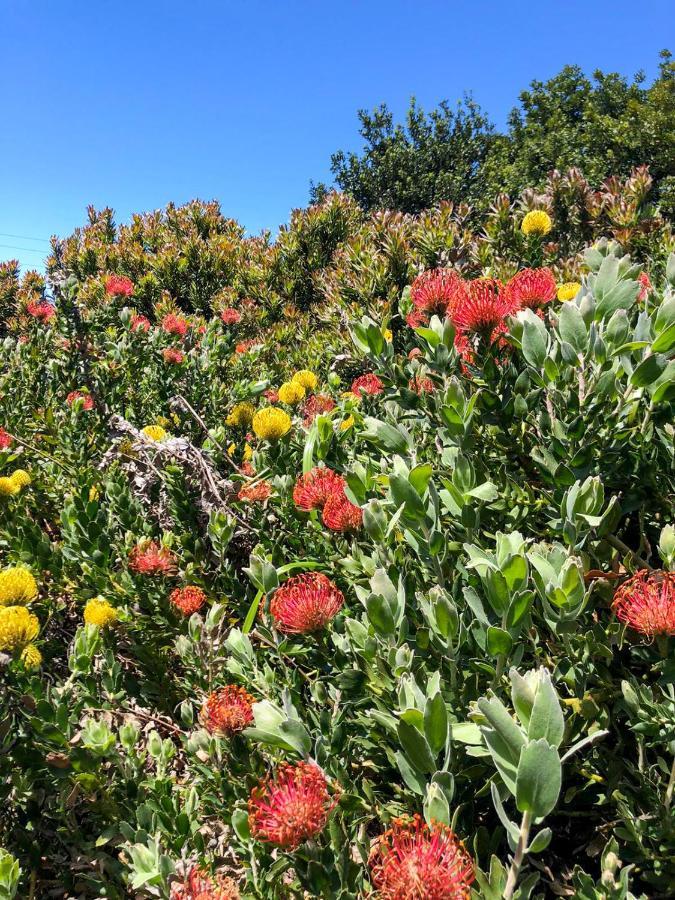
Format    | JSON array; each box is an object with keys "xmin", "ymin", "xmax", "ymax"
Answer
[
  {"xmin": 26, "ymin": 300, "xmax": 56, "ymax": 323},
  {"xmin": 130, "ymin": 314, "xmax": 151, "ymax": 333},
  {"xmin": 638, "ymin": 271, "xmax": 652, "ymax": 302},
  {"xmin": 302, "ymin": 393, "xmax": 336, "ymax": 425},
  {"xmin": 352, "ymin": 373, "xmax": 384, "ymax": 397},
  {"xmin": 220, "ymin": 307, "xmax": 241, "ymax": 325},
  {"xmin": 105, "ymin": 274, "xmax": 134, "ymax": 297},
  {"xmin": 248, "ymin": 762, "xmax": 336, "ymax": 849},
  {"xmin": 369, "ymin": 815, "xmax": 475, "ymax": 900},
  {"xmin": 322, "ymin": 492, "xmax": 363, "ymax": 533},
  {"xmin": 170, "ymin": 866, "xmax": 240, "ymax": 900},
  {"xmin": 411, "ymin": 268, "xmax": 466, "ymax": 317},
  {"xmin": 129, "ymin": 541, "xmax": 178, "ymax": 576},
  {"xmin": 263, "ymin": 387, "xmax": 279, "ymax": 403},
  {"xmin": 293, "ymin": 466, "xmax": 345, "ymax": 510},
  {"xmin": 162, "ymin": 313, "xmax": 189, "ymax": 337},
  {"xmin": 0, "ymin": 428, "xmax": 12, "ymax": 449},
  {"xmin": 269, "ymin": 572, "xmax": 344, "ymax": 633},
  {"xmin": 170, "ymin": 586, "xmax": 207, "ymax": 616},
  {"xmin": 612, "ymin": 569, "xmax": 675, "ymax": 636},
  {"xmin": 409, "ymin": 375, "xmax": 435, "ymax": 394},
  {"xmin": 238, "ymin": 480, "xmax": 272, "ymax": 503},
  {"xmin": 202, "ymin": 685, "xmax": 255, "ymax": 736},
  {"xmin": 239, "ymin": 461, "xmax": 255, "ymax": 477},
  {"xmin": 235, "ymin": 339, "xmax": 256, "ymax": 354},
  {"xmin": 450, "ymin": 278, "xmax": 510, "ymax": 336},
  {"xmin": 66, "ymin": 390, "xmax": 94, "ymax": 410},
  {"xmin": 163, "ymin": 348, "xmax": 185, "ymax": 365},
  {"xmin": 503, "ymin": 268, "xmax": 556, "ymax": 311}
]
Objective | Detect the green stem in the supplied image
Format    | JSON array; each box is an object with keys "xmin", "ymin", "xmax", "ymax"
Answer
[{"xmin": 503, "ymin": 810, "xmax": 532, "ymax": 900}]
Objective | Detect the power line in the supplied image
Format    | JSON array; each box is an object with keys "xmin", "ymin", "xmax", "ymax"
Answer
[
  {"xmin": 0, "ymin": 244, "xmax": 47, "ymax": 254},
  {"xmin": 0, "ymin": 232, "xmax": 50, "ymax": 244}
]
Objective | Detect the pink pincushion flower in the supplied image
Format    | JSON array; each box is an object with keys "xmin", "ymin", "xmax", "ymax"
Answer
[
  {"xmin": 612, "ymin": 569, "xmax": 675, "ymax": 636},
  {"xmin": 130, "ymin": 314, "xmax": 151, "ymax": 333},
  {"xmin": 26, "ymin": 300, "xmax": 56, "ymax": 323},
  {"xmin": 269, "ymin": 572, "xmax": 344, "ymax": 634},
  {"xmin": 161, "ymin": 313, "xmax": 189, "ymax": 337},
  {"xmin": 105, "ymin": 274, "xmax": 134, "ymax": 297},
  {"xmin": 503, "ymin": 268, "xmax": 557, "ymax": 312},
  {"xmin": 220, "ymin": 308, "xmax": 242, "ymax": 325},
  {"xmin": 352, "ymin": 373, "xmax": 384, "ymax": 397}
]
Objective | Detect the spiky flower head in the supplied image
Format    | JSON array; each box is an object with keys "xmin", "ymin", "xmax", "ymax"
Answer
[
  {"xmin": 163, "ymin": 348, "xmax": 185, "ymax": 365},
  {"xmin": 252, "ymin": 407, "xmax": 291, "ymax": 441},
  {"xmin": 0, "ymin": 477, "xmax": 20, "ymax": 497},
  {"xmin": 352, "ymin": 373, "xmax": 384, "ymax": 397},
  {"xmin": 293, "ymin": 466, "xmax": 346, "ymax": 511},
  {"xmin": 84, "ymin": 597, "xmax": 118, "ymax": 628},
  {"xmin": 322, "ymin": 492, "xmax": 363, "ymax": 533},
  {"xmin": 638, "ymin": 271, "xmax": 653, "ymax": 302},
  {"xmin": 170, "ymin": 586, "xmax": 207, "ymax": 616},
  {"xmin": 129, "ymin": 540, "xmax": 178, "ymax": 576},
  {"xmin": 292, "ymin": 369, "xmax": 318, "ymax": 391},
  {"xmin": 0, "ymin": 567, "xmax": 38, "ymax": 606},
  {"xmin": 302, "ymin": 393, "xmax": 336, "ymax": 425},
  {"xmin": 141, "ymin": 424, "xmax": 168, "ymax": 442},
  {"xmin": 20, "ymin": 643, "xmax": 42, "ymax": 670},
  {"xmin": 161, "ymin": 313, "xmax": 189, "ymax": 337},
  {"xmin": 238, "ymin": 481, "xmax": 272, "ymax": 503},
  {"xmin": 449, "ymin": 279, "xmax": 512, "ymax": 338},
  {"xmin": 278, "ymin": 381, "xmax": 306, "ymax": 405},
  {"xmin": 202, "ymin": 685, "xmax": 255, "ymax": 736},
  {"xmin": 105, "ymin": 274, "xmax": 134, "ymax": 297},
  {"xmin": 248, "ymin": 762, "xmax": 336, "ymax": 849},
  {"xmin": 0, "ymin": 606, "xmax": 39, "ymax": 650},
  {"xmin": 269, "ymin": 572, "xmax": 344, "ymax": 634},
  {"xmin": 0, "ymin": 428, "xmax": 12, "ymax": 449},
  {"xmin": 170, "ymin": 865, "xmax": 240, "ymax": 900},
  {"xmin": 26, "ymin": 300, "xmax": 56, "ymax": 323},
  {"xmin": 67, "ymin": 390, "xmax": 95, "ymax": 410},
  {"xmin": 504, "ymin": 268, "xmax": 557, "ymax": 312},
  {"xmin": 220, "ymin": 307, "xmax": 242, "ymax": 325},
  {"xmin": 409, "ymin": 375, "xmax": 435, "ymax": 395},
  {"xmin": 521, "ymin": 210, "xmax": 552, "ymax": 236},
  {"xmin": 226, "ymin": 402, "xmax": 256, "ymax": 428},
  {"xmin": 131, "ymin": 313, "xmax": 151, "ymax": 332},
  {"xmin": 10, "ymin": 469, "xmax": 31, "ymax": 489},
  {"xmin": 369, "ymin": 815, "xmax": 475, "ymax": 900},
  {"xmin": 557, "ymin": 282, "xmax": 581, "ymax": 302},
  {"xmin": 411, "ymin": 268, "xmax": 467, "ymax": 317},
  {"xmin": 612, "ymin": 569, "xmax": 675, "ymax": 637}
]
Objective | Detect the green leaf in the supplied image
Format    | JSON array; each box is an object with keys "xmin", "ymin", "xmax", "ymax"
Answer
[
  {"xmin": 424, "ymin": 693, "xmax": 448, "ymax": 755},
  {"xmin": 558, "ymin": 302, "xmax": 587, "ymax": 354},
  {"xmin": 395, "ymin": 751, "xmax": 427, "ymax": 795},
  {"xmin": 527, "ymin": 675, "xmax": 564, "ymax": 748},
  {"xmin": 389, "ymin": 473, "xmax": 427, "ymax": 520},
  {"xmin": 366, "ymin": 594, "xmax": 396, "ymax": 636},
  {"xmin": 652, "ymin": 322, "xmax": 675, "ymax": 354},
  {"xmin": 397, "ymin": 719, "xmax": 438, "ymax": 774},
  {"xmin": 630, "ymin": 353, "xmax": 667, "ymax": 387},
  {"xmin": 486, "ymin": 626, "xmax": 513, "ymax": 658},
  {"xmin": 521, "ymin": 316, "xmax": 548, "ymax": 369},
  {"xmin": 361, "ymin": 417, "xmax": 411, "ymax": 453},
  {"xmin": 409, "ymin": 463, "xmax": 433, "ymax": 496},
  {"xmin": 515, "ymin": 739, "xmax": 562, "ymax": 817}
]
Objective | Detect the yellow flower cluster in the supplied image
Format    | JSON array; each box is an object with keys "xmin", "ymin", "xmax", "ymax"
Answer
[
  {"xmin": 0, "ymin": 567, "xmax": 38, "ymax": 606},
  {"xmin": 20, "ymin": 643, "xmax": 42, "ymax": 669},
  {"xmin": 243, "ymin": 443, "xmax": 254, "ymax": 461},
  {"xmin": 557, "ymin": 282, "xmax": 581, "ymax": 302},
  {"xmin": 84, "ymin": 597, "xmax": 118, "ymax": 628},
  {"xmin": 340, "ymin": 415, "xmax": 355, "ymax": 432},
  {"xmin": 0, "ymin": 469, "xmax": 31, "ymax": 497},
  {"xmin": 292, "ymin": 369, "xmax": 318, "ymax": 391},
  {"xmin": 252, "ymin": 407, "xmax": 292, "ymax": 441},
  {"xmin": 226, "ymin": 402, "xmax": 256, "ymax": 427},
  {"xmin": 141, "ymin": 425, "xmax": 167, "ymax": 442},
  {"xmin": 0, "ymin": 606, "xmax": 39, "ymax": 650},
  {"xmin": 278, "ymin": 381, "xmax": 305, "ymax": 405},
  {"xmin": 521, "ymin": 210, "xmax": 552, "ymax": 237}
]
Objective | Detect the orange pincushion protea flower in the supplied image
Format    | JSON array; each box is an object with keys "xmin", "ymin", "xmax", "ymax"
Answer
[
  {"xmin": 612, "ymin": 569, "xmax": 675, "ymax": 636},
  {"xmin": 238, "ymin": 480, "xmax": 271, "ymax": 503},
  {"xmin": 105, "ymin": 274, "xmax": 134, "ymax": 297},
  {"xmin": 220, "ymin": 307, "xmax": 241, "ymax": 325},
  {"xmin": 409, "ymin": 375, "xmax": 435, "ymax": 394},
  {"xmin": 129, "ymin": 541, "xmax": 178, "ymax": 576},
  {"xmin": 369, "ymin": 815, "xmax": 475, "ymax": 900},
  {"xmin": 163, "ymin": 348, "xmax": 185, "ymax": 365},
  {"xmin": 411, "ymin": 268, "xmax": 466, "ymax": 317},
  {"xmin": 0, "ymin": 428, "xmax": 12, "ymax": 449},
  {"xmin": 170, "ymin": 586, "xmax": 207, "ymax": 616},
  {"xmin": 26, "ymin": 300, "xmax": 56, "ymax": 323},
  {"xmin": 170, "ymin": 865, "xmax": 240, "ymax": 900},
  {"xmin": 202, "ymin": 685, "xmax": 255, "ymax": 736},
  {"xmin": 503, "ymin": 268, "xmax": 557, "ymax": 312},
  {"xmin": 269, "ymin": 572, "xmax": 344, "ymax": 633},
  {"xmin": 162, "ymin": 313, "xmax": 189, "ymax": 337},
  {"xmin": 130, "ymin": 313, "xmax": 151, "ymax": 332},
  {"xmin": 322, "ymin": 492, "xmax": 362, "ymax": 533},
  {"xmin": 66, "ymin": 390, "xmax": 95, "ymax": 410},
  {"xmin": 352, "ymin": 373, "xmax": 384, "ymax": 397},
  {"xmin": 248, "ymin": 762, "xmax": 337, "ymax": 849},
  {"xmin": 302, "ymin": 393, "xmax": 336, "ymax": 425},
  {"xmin": 449, "ymin": 279, "xmax": 512, "ymax": 338},
  {"xmin": 293, "ymin": 466, "xmax": 345, "ymax": 511}
]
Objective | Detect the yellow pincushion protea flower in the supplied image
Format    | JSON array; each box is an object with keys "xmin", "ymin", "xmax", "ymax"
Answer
[
  {"xmin": 278, "ymin": 381, "xmax": 305, "ymax": 405},
  {"xmin": 227, "ymin": 442, "xmax": 236, "ymax": 457},
  {"xmin": 521, "ymin": 210, "xmax": 552, "ymax": 236},
  {"xmin": 84, "ymin": 597, "xmax": 118, "ymax": 628},
  {"xmin": 89, "ymin": 484, "xmax": 100, "ymax": 502},
  {"xmin": 20, "ymin": 643, "xmax": 42, "ymax": 670},
  {"xmin": 10, "ymin": 469, "xmax": 31, "ymax": 488},
  {"xmin": 383, "ymin": 329, "xmax": 393, "ymax": 342},
  {"xmin": 226, "ymin": 402, "xmax": 256, "ymax": 427},
  {"xmin": 0, "ymin": 606, "xmax": 39, "ymax": 650},
  {"xmin": 141, "ymin": 425, "xmax": 167, "ymax": 442},
  {"xmin": 0, "ymin": 477, "xmax": 20, "ymax": 496},
  {"xmin": 252, "ymin": 407, "xmax": 292, "ymax": 441},
  {"xmin": 557, "ymin": 282, "xmax": 581, "ymax": 302},
  {"xmin": 0, "ymin": 567, "xmax": 38, "ymax": 606},
  {"xmin": 243, "ymin": 442, "xmax": 254, "ymax": 461},
  {"xmin": 340, "ymin": 415, "xmax": 355, "ymax": 432},
  {"xmin": 292, "ymin": 370, "xmax": 318, "ymax": 391}
]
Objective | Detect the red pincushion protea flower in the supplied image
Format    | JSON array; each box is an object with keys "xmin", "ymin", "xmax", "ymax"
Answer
[
  {"xmin": 26, "ymin": 300, "xmax": 56, "ymax": 323},
  {"xmin": 408, "ymin": 347, "xmax": 423, "ymax": 360},
  {"xmin": 248, "ymin": 762, "xmax": 336, "ymax": 849},
  {"xmin": 450, "ymin": 279, "xmax": 512, "ymax": 337},
  {"xmin": 352, "ymin": 373, "xmax": 384, "ymax": 397},
  {"xmin": 131, "ymin": 313, "xmax": 151, "ymax": 333},
  {"xmin": 369, "ymin": 815, "xmax": 475, "ymax": 900},
  {"xmin": 302, "ymin": 393, "xmax": 336, "ymax": 425},
  {"xmin": 409, "ymin": 375, "xmax": 435, "ymax": 394},
  {"xmin": 170, "ymin": 586, "xmax": 207, "ymax": 616},
  {"xmin": 638, "ymin": 271, "xmax": 652, "ymax": 302},
  {"xmin": 612, "ymin": 569, "xmax": 675, "ymax": 636},
  {"xmin": 0, "ymin": 428, "xmax": 12, "ymax": 449},
  {"xmin": 239, "ymin": 461, "xmax": 255, "ymax": 477},
  {"xmin": 269, "ymin": 572, "xmax": 344, "ymax": 633},
  {"xmin": 220, "ymin": 307, "xmax": 241, "ymax": 325},
  {"xmin": 293, "ymin": 467, "xmax": 345, "ymax": 511},
  {"xmin": 263, "ymin": 388, "xmax": 279, "ymax": 403},
  {"xmin": 170, "ymin": 865, "xmax": 240, "ymax": 900},
  {"xmin": 407, "ymin": 309, "xmax": 429, "ymax": 329},
  {"xmin": 322, "ymin": 492, "xmax": 363, "ymax": 533},
  {"xmin": 66, "ymin": 390, "xmax": 94, "ymax": 410},
  {"xmin": 411, "ymin": 268, "xmax": 467, "ymax": 317},
  {"xmin": 105, "ymin": 274, "xmax": 134, "ymax": 297},
  {"xmin": 503, "ymin": 268, "xmax": 557, "ymax": 312},
  {"xmin": 129, "ymin": 541, "xmax": 178, "ymax": 576},
  {"xmin": 238, "ymin": 480, "xmax": 272, "ymax": 503},
  {"xmin": 202, "ymin": 685, "xmax": 255, "ymax": 736},
  {"xmin": 163, "ymin": 347, "xmax": 185, "ymax": 365},
  {"xmin": 162, "ymin": 313, "xmax": 189, "ymax": 337}
]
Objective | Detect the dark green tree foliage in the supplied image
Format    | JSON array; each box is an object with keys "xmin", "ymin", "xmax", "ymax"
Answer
[{"xmin": 323, "ymin": 51, "xmax": 675, "ymax": 215}]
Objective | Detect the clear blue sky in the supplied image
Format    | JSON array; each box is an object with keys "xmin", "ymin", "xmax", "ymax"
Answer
[{"xmin": 1, "ymin": 1, "xmax": 672, "ymax": 274}]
